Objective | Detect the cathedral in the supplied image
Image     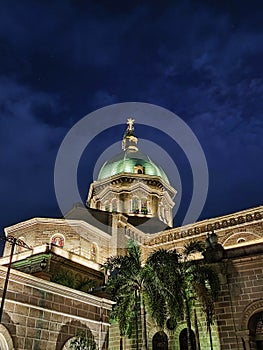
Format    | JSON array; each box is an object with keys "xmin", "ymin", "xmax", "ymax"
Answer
[{"xmin": 0, "ymin": 119, "xmax": 263, "ymax": 350}]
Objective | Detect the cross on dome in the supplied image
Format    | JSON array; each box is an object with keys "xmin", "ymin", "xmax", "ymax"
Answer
[
  {"xmin": 122, "ymin": 118, "xmax": 138, "ymax": 152},
  {"xmin": 127, "ymin": 118, "xmax": 135, "ymax": 131}
]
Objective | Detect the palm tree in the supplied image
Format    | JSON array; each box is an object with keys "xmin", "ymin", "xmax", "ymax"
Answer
[
  {"xmin": 69, "ymin": 330, "xmax": 97, "ymax": 350},
  {"xmin": 148, "ymin": 241, "xmax": 220, "ymax": 350},
  {"xmin": 104, "ymin": 239, "xmax": 167, "ymax": 350},
  {"xmin": 51, "ymin": 269, "xmax": 96, "ymax": 292}
]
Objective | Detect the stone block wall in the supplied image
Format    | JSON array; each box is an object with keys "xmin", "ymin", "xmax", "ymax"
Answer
[
  {"xmin": 4, "ymin": 218, "xmax": 111, "ymax": 265},
  {"xmin": 215, "ymin": 246, "xmax": 263, "ymax": 350},
  {"xmin": 0, "ymin": 266, "xmax": 113, "ymax": 350}
]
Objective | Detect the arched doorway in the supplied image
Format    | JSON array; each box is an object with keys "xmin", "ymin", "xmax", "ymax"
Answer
[
  {"xmin": 248, "ymin": 312, "xmax": 263, "ymax": 350},
  {"xmin": 152, "ymin": 331, "xmax": 168, "ymax": 350},
  {"xmin": 179, "ymin": 328, "xmax": 196, "ymax": 350}
]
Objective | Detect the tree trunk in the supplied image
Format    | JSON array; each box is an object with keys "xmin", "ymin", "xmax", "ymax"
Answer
[
  {"xmin": 208, "ymin": 318, "xmax": 213, "ymax": 350},
  {"xmin": 120, "ymin": 336, "xmax": 123, "ymax": 350},
  {"xmin": 135, "ymin": 289, "xmax": 139, "ymax": 350},
  {"xmin": 194, "ymin": 309, "xmax": 201, "ymax": 350},
  {"xmin": 185, "ymin": 299, "xmax": 193, "ymax": 350},
  {"xmin": 140, "ymin": 293, "xmax": 148, "ymax": 350}
]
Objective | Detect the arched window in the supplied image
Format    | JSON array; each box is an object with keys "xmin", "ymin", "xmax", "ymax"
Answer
[
  {"xmin": 112, "ymin": 199, "xmax": 118, "ymax": 212},
  {"xmin": 132, "ymin": 197, "xmax": 139, "ymax": 213},
  {"xmin": 141, "ymin": 197, "xmax": 148, "ymax": 214},
  {"xmin": 62, "ymin": 330, "xmax": 96, "ymax": 350},
  {"xmin": 248, "ymin": 311, "xmax": 263, "ymax": 349},
  {"xmin": 51, "ymin": 234, "xmax": 65, "ymax": 248},
  {"xmin": 179, "ymin": 328, "xmax": 196, "ymax": 350},
  {"xmin": 134, "ymin": 165, "xmax": 145, "ymax": 174},
  {"xmin": 152, "ymin": 331, "xmax": 168, "ymax": 350},
  {"xmin": 104, "ymin": 201, "xmax": 110, "ymax": 212},
  {"xmin": 237, "ymin": 237, "xmax": 246, "ymax": 244}
]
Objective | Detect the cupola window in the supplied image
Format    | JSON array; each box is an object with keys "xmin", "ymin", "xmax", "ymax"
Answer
[{"xmin": 134, "ymin": 165, "xmax": 145, "ymax": 174}]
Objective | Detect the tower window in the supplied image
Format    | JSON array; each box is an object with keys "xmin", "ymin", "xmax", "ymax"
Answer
[
  {"xmin": 132, "ymin": 197, "xmax": 139, "ymax": 213},
  {"xmin": 141, "ymin": 198, "xmax": 148, "ymax": 214},
  {"xmin": 112, "ymin": 199, "xmax": 118, "ymax": 212},
  {"xmin": 104, "ymin": 201, "xmax": 110, "ymax": 212}
]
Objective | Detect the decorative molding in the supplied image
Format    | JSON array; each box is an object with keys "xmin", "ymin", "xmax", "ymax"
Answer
[
  {"xmin": 125, "ymin": 225, "xmax": 146, "ymax": 244},
  {"xmin": 5, "ymin": 217, "xmax": 111, "ymax": 240},
  {"xmin": 240, "ymin": 299, "xmax": 263, "ymax": 331},
  {"xmin": 0, "ymin": 243, "xmax": 102, "ymax": 272},
  {"xmin": 222, "ymin": 231, "xmax": 261, "ymax": 246},
  {"xmin": 146, "ymin": 207, "xmax": 263, "ymax": 246}
]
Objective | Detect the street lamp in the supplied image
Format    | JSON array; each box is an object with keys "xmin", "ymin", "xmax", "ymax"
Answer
[{"xmin": 0, "ymin": 235, "xmax": 32, "ymax": 322}]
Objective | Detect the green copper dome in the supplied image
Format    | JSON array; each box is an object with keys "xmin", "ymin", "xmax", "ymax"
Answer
[
  {"xmin": 98, "ymin": 118, "xmax": 170, "ymax": 184},
  {"xmin": 97, "ymin": 150, "xmax": 170, "ymax": 184}
]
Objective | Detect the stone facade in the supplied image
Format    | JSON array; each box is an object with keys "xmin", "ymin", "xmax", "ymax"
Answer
[
  {"xmin": 216, "ymin": 242, "xmax": 263, "ymax": 350},
  {"xmin": 1, "ymin": 205, "xmax": 263, "ymax": 349},
  {"xmin": 4, "ymin": 218, "xmax": 111, "ymax": 265},
  {"xmin": 0, "ymin": 265, "xmax": 113, "ymax": 350}
]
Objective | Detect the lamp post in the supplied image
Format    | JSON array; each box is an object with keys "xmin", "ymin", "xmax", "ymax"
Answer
[{"xmin": 0, "ymin": 235, "xmax": 31, "ymax": 323}]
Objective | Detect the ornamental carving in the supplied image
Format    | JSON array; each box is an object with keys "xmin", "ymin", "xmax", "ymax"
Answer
[
  {"xmin": 147, "ymin": 209, "xmax": 263, "ymax": 247},
  {"xmin": 240, "ymin": 299, "xmax": 263, "ymax": 331},
  {"xmin": 246, "ymin": 214, "xmax": 253, "ymax": 221},
  {"xmin": 238, "ymin": 216, "xmax": 245, "ymax": 224}
]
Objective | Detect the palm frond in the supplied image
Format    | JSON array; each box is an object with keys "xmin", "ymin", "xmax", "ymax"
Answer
[{"xmin": 183, "ymin": 240, "xmax": 205, "ymax": 257}]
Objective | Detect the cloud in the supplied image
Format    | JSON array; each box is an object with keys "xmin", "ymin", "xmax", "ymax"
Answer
[
  {"xmin": 0, "ymin": 77, "xmax": 65, "ymax": 227},
  {"xmin": 0, "ymin": 0, "xmax": 262, "ymax": 228}
]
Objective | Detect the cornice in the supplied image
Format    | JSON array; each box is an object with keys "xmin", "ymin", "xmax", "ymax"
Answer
[
  {"xmin": 91, "ymin": 173, "xmax": 176, "ymax": 196},
  {"xmin": 146, "ymin": 206, "xmax": 263, "ymax": 246},
  {"xmin": 0, "ymin": 244, "xmax": 103, "ymax": 273},
  {"xmin": 224, "ymin": 239, "xmax": 263, "ymax": 259},
  {"xmin": 93, "ymin": 182, "xmax": 176, "ymax": 205},
  {"xmin": 5, "ymin": 217, "xmax": 111, "ymax": 240}
]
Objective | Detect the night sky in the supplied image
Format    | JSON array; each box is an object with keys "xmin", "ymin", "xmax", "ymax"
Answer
[{"xmin": 1, "ymin": 0, "xmax": 263, "ymax": 246}]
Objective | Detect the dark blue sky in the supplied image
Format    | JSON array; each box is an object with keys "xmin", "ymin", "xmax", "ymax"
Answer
[{"xmin": 1, "ymin": 0, "xmax": 262, "ymax": 239}]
